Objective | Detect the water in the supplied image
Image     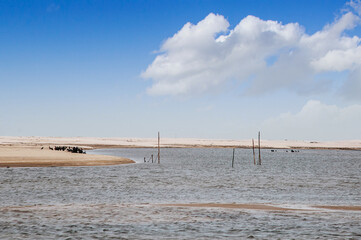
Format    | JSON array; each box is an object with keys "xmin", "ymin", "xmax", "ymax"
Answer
[{"xmin": 1, "ymin": 148, "xmax": 360, "ymax": 239}]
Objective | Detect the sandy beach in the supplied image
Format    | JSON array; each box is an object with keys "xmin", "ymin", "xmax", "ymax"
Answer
[{"xmin": 1, "ymin": 136, "xmax": 361, "ymax": 150}]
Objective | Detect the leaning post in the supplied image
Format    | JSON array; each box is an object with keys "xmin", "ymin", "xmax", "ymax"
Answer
[
  {"xmin": 258, "ymin": 131, "xmax": 261, "ymax": 165},
  {"xmin": 252, "ymin": 139, "xmax": 256, "ymax": 165},
  {"xmin": 158, "ymin": 131, "xmax": 160, "ymax": 164},
  {"xmin": 232, "ymin": 148, "xmax": 235, "ymax": 168}
]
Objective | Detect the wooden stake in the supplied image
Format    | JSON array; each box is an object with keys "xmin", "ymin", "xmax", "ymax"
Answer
[
  {"xmin": 252, "ymin": 139, "xmax": 255, "ymax": 165},
  {"xmin": 158, "ymin": 131, "xmax": 160, "ymax": 164},
  {"xmin": 151, "ymin": 154, "xmax": 153, "ymax": 163},
  {"xmin": 232, "ymin": 148, "xmax": 235, "ymax": 168},
  {"xmin": 258, "ymin": 131, "xmax": 261, "ymax": 165}
]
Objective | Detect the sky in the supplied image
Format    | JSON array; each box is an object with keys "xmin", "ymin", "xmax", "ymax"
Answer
[{"xmin": 1, "ymin": 0, "xmax": 361, "ymax": 141}]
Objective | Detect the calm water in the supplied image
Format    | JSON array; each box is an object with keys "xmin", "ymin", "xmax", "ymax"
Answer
[{"xmin": 0, "ymin": 148, "xmax": 360, "ymax": 239}]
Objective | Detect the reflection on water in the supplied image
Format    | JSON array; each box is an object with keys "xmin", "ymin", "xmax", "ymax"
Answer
[{"xmin": 0, "ymin": 148, "xmax": 360, "ymax": 239}]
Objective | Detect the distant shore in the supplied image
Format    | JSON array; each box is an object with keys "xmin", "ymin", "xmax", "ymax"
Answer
[
  {"xmin": 1, "ymin": 136, "xmax": 360, "ymax": 168},
  {"xmin": 1, "ymin": 136, "xmax": 360, "ymax": 150}
]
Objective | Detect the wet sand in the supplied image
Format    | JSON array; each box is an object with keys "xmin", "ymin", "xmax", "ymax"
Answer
[
  {"xmin": 160, "ymin": 203, "xmax": 301, "ymax": 211},
  {"xmin": 313, "ymin": 205, "xmax": 361, "ymax": 211},
  {"xmin": 160, "ymin": 203, "xmax": 361, "ymax": 211},
  {"xmin": 0, "ymin": 146, "xmax": 134, "ymax": 167}
]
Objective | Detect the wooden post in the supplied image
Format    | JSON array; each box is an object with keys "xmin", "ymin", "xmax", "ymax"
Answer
[
  {"xmin": 158, "ymin": 131, "xmax": 160, "ymax": 164},
  {"xmin": 231, "ymin": 148, "xmax": 235, "ymax": 168},
  {"xmin": 252, "ymin": 139, "xmax": 255, "ymax": 165},
  {"xmin": 151, "ymin": 154, "xmax": 153, "ymax": 163},
  {"xmin": 258, "ymin": 131, "xmax": 261, "ymax": 165},
  {"xmin": 144, "ymin": 157, "xmax": 146, "ymax": 163}
]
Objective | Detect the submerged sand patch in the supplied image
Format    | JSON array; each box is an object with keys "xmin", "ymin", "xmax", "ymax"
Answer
[
  {"xmin": 160, "ymin": 203, "xmax": 303, "ymax": 211},
  {"xmin": 159, "ymin": 203, "xmax": 361, "ymax": 211},
  {"xmin": 312, "ymin": 205, "xmax": 361, "ymax": 211}
]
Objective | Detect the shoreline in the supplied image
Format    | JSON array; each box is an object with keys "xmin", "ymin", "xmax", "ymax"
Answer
[
  {"xmin": 1, "ymin": 136, "xmax": 361, "ymax": 151},
  {"xmin": 1, "ymin": 136, "xmax": 360, "ymax": 168}
]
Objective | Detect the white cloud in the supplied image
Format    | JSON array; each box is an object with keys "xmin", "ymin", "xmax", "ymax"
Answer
[
  {"xmin": 348, "ymin": 0, "xmax": 361, "ymax": 15},
  {"xmin": 311, "ymin": 47, "xmax": 361, "ymax": 72},
  {"xmin": 340, "ymin": 67, "xmax": 361, "ymax": 100},
  {"xmin": 261, "ymin": 100, "xmax": 361, "ymax": 140},
  {"xmin": 142, "ymin": 7, "xmax": 361, "ymax": 99}
]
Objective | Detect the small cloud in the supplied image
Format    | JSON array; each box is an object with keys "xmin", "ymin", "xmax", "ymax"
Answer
[
  {"xmin": 347, "ymin": 0, "xmax": 361, "ymax": 16},
  {"xmin": 47, "ymin": 3, "xmax": 60, "ymax": 13}
]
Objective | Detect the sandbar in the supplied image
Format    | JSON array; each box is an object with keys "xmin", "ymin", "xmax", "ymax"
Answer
[
  {"xmin": 160, "ymin": 203, "xmax": 300, "ymax": 211},
  {"xmin": 0, "ymin": 146, "xmax": 134, "ymax": 168}
]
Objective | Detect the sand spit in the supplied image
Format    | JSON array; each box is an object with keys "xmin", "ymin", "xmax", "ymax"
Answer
[
  {"xmin": 160, "ymin": 203, "xmax": 361, "ymax": 212},
  {"xmin": 0, "ymin": 146, "xmax": 134, "ymax": 168},
  {"xmin": 1, "ymin": 136, "xmax": 361, "ymax": 150}
]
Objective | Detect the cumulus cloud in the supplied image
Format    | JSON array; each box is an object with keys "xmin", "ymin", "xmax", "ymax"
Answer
[
  {"xmin": 261, "ymin": 100, "xmax": 361, "ymax": 140},
  {"xmin": 311, "ymin": 47, "xmax": 361, "ymax": 72},
  {"xmin": 142, "ymin": 3, "xmax": 361, "ymax": 99}
]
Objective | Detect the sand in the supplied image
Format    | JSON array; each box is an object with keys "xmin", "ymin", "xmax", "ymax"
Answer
[
  {"xmin": 1, "ymin": 136, "xmax": 361, "ymax": 150},
  {"xmin": 312, "ymin": 205, "xmax": 361, "ymax": 211},
  {"xmin": 160, "ymin": 203, "xmax": 301, "ymax": 211},
  {"xmin": 0, "ymin": 146, "xmax": 134, "ymax": 168}
]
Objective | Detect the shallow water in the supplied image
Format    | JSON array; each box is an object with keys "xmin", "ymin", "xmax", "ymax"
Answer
[{"xmin": 0, "ymin": 148, "xmax": 360, "ymax": 239}]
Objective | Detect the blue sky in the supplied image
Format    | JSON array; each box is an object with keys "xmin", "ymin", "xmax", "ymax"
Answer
[{"xmin": 1, "ymin": 0, "xmax": 361, "ymax": 140}]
